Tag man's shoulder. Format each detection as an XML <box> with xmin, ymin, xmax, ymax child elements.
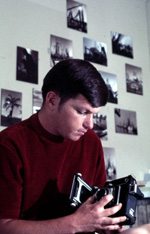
<box><xmin>0</xmin><ymin>114</ymin><xmax>34</xmax><ymax>142</ymax></box>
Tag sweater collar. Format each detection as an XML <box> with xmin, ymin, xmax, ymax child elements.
<box><xmin>30</xmin><ymin>113</ymin><xmax>66</xmax><ymax>143</ymax></box>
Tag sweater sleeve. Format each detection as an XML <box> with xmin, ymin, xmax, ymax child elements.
<box><xmin>0</xmin><ymin>136</ymin><xmax>23</xmax><ymax>219</ymax></box>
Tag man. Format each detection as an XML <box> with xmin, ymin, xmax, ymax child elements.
<box><xmin>0</xmin><ymin>59</ymin><xmax>149</xmax><ymax>234</ymax></box>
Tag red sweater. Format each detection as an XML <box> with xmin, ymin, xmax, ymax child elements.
<box><xmin>0</xmin><ymin>113</ymin><xmax>106</xmax><ymax>220</ymax></box>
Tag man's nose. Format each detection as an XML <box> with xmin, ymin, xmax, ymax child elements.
<box><xmin>83</xmin><ymin>114</ymin><xmax>94</xmax><ymax>129</ymax></box>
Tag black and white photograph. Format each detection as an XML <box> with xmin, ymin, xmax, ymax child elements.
<box><xmin>32</xmin><ymin>88</ymin><xmax>43</xmax><ymax>114</ymax></box>
<box><xmin>126</xmin><ymin>64</ymin><xmax>143</xmax><ymax>95</ymax></box>
<box><xmin>103</xmin><ymin>147</ymin><xmax>117</xmax><ymax>180</ymax></box>
<box><xmin>16</xmin><ymin>46</ymin><xmax>38</xmax><ymax>84</ymax></box>
<box><xmin>93</xmin><ymin>113</ymin><xmax>108</xmax><ymax>140</ymax></box>
<box><xmin>1</xmin><ymin>89</ymin><xmax>22</xmax><ymax>127</ymax></box>
<box><xmin>111</xmin><ymin>31</ymin><xmax>133</xmax><ymax>59</ymax></box>
<box><xmin>115</xmin><ymin>108</ymin><xmax>138</xmax><ymax>135</ymax></box>
<box><xmin>67</xmin><ymin>0</ymin><xmax>87</xmax><ymax>33</ymax></box>
<box><xmin>99</xmin><ymin>71</ymin><xmax>118</xmax><ymax>104</ymax></box>
<box><xmin>83</xmin><ymin>37</ymin><xmax>107</xmax><ymax>66</ymax></box>
<box><xmin>50</xmin><ymin>35</ymin><xmax>73</xmax><ymax>67</ymax></box>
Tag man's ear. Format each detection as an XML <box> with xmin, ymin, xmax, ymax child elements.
<box><xmin>45</xmin><ymin>91</ymin><xmax>60</xmax><ymax>110</ymax></box>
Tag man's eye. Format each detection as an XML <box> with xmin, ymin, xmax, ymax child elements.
<box><xmin>77</xmin><ymin>110</ymin><xmax>87</xmax><ymax>115</ymax></box>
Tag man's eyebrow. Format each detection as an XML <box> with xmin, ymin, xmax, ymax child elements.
<box><xmin>78</xmin><ymin>107</ymin><xmax>94</xmax><ymax>114</ymax></box>
<box><xmin>73</xmin><ymin>104</ymin><xmax>97</xmax><ymax>114</ymax></box>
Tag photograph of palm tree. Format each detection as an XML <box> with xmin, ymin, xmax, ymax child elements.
<box><xmin>111</xmin><ymin>31</ymin><xmax>133</xmax><ymax>59</ymax></box>
<box><xmin>83</xmin><ymin>37</ymin><xmax>107</xmax><ymax>66</ymax></box>
<box><xmin>1</xmin><ymin>89</ymin><xmax>22</xmax><ymax>127</ymax></box>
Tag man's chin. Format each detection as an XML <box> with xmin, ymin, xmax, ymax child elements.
<box><xmin>66</xmin><ymin>134</ymin><xmax>82</xmax><ymax>141</ymax></box>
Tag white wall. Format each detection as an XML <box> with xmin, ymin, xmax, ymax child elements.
<box><xmin>146</xmin><ymin>0</ymin><xmax>150</xmax><ymax>64</ymax></box>
<box><xmin>0</xmin><ymin>0</ymin><xmax>150</xmax><ymax>182</ymax></box>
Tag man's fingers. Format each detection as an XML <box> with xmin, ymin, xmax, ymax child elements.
<box><xmin>86</xmin><ymin>194</ymin><xmax>124</xmax><ymax>217</ymax></box>
<box><xmin>97</xmin><ymin>194</ymin><xmax>114</xmax><ymax>207</ymax></box>
<box><xmin>85</xmin><ymin>194</ymin><xmax>113</xmax><ymax>205</ymax></box>
<box><xmin>104</xmin><ymin>203</ymin><xmax>123</xmax><ymax>216</ymax></box>
<box><xmin>101</xmin><ymin>215</ymin><xmax>127</xmax><ymax>226</ymax></box>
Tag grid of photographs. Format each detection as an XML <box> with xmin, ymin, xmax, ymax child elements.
<box><xmin>0</xmin><ymin>0</ymin><xmax>144</xmax><ymax>178</ymax></box>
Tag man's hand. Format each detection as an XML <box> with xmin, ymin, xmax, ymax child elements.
<box><xmin>71</xmin><ymin>194</ymin><xmax>127</xmax><ymax>233</ymax></box>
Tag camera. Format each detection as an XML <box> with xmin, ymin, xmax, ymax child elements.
<box><xmin>69</xmin><ymin>173</ymin><xmax>144</xmax><ymax>225</ymax></box>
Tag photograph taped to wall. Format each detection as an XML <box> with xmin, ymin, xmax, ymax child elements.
<box><xmin>50</xmin><ymin>34</ymin><xmax>73</xmax><ymax>67</ymax></box>
<box><xmin>93</xmin><ymin>113</ymin><xmax>108</xmax><ymax>140</ymax></box>
<box><xmin>1</xmin><ymin>89</ymin><xmax>22</xmax><ymax>127</ymax></box>
<box><xmin>99</xmin><ymin>71</ymin><xmax>118</xmax><ymax>104</ymax></box>
<box><xmin>16</xmin><ymin>46</ymin><xmax>38</xmax><ymax>84</ymax></box>
<box><xmin>114</xmin><ymin>108</ymin><xmax>138</xmax><ymax>135</ymax></box>
<box><xmin>126</xmin><ymin>64</ymin><xmax>143</xmax><ymax>95</ymax></box>
<box><xmin>111</xmin><ymin>31</ymin><xmax>133</xmax><ymax>59</ymax></box>
<box><xmin>32</xmin><ymin>88</ymin><xmax>43</xmax><ymax>114</ymax></box>
<box><xmin>83</xmin><ymin>37</ymin><xmax>107</xmax><ymax>66</ymax></box>
<box><xmin>67</xmin><ymin>0</ymin><xmax>87</xmax><ymax>33</ymax></box>
<box><xmin>103</xmin><ymin>147</ymin><xmax>116</xmax><ymax>180</ymax></box>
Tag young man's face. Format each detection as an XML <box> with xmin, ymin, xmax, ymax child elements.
<box><xmin>53</xmin><ymin>94</ymin><xmax>101</xmax><ymax>141</ymax></box>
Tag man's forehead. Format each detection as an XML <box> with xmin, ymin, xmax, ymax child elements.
<box><xmin>70</xmin><ymin>95</ymin><xmax>101</xmax><ymax>114</ymax></box>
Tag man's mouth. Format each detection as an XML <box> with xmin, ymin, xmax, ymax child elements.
<box><xmin>77</xmin><ymin>130</ymin><xmax>87</xmax><ymax>136</ymax></box>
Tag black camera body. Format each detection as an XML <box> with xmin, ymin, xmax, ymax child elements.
<box><xmin>69</xmin><ymin>173</ymin><xmax>144</xmax><ymax>225</ymax></box>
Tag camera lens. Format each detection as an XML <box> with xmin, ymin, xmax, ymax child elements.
<box><xmin>95</xmin><ymin>188</ymin><xmax>108</xmax><ymax>201</ymax></box>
